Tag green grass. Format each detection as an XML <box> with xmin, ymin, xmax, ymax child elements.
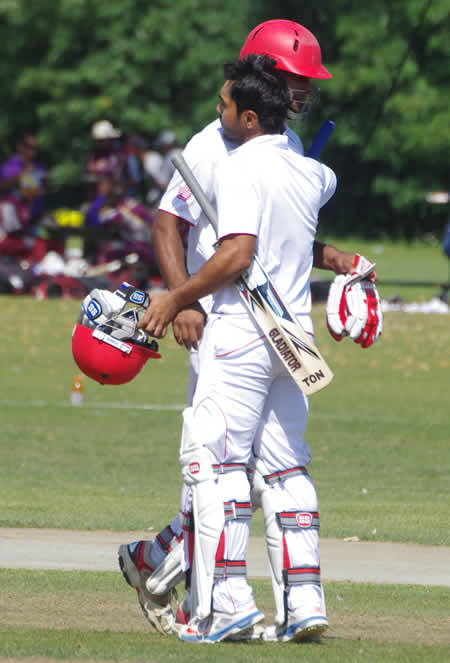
<box><xmin>2</xmin><ymin>568</ymin><xmax>448</xmax><ymax>618</ymax></box>
<box><xmin>0</xmin><ymin>240</ymin><xmax>449</xmax><ymax>663</ymax></box>
<box><xmin>2</xmin><ymin>627</ymin><xmax>448</xmax><ymax>663</ymax></box>
<box><xmin>0</xmin><ymin>290</ymin><xmax>449</xmax><ymax>542</ymax></box>
<box><xmin>0</xmin><ymin>240</ymin><xmax>449</xmax><ymax>539</ymax></box>
<box><xmin>0</xmin><ymin>569</ymin><xmax>449</xmax><ymax>663</ymax></box>
<box><xmin>313</xmin><ymin>236</ymin><xmax>449</xmax><ymax>302</ymax></box>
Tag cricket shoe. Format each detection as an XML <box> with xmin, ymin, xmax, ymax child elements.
<box><xmin>178</xmin><ymin>608</ymin><xmax>264</xmax><ymax>643</ymax></box>
<box><xmin>262</xmin><ymin>613</ymin><xmax>328</xmax><ymax>643</ymax></box>
<box><xmin>118</xmin><ymin>541</ymin><xmax>178</xmax><ymax>635</ymax></box>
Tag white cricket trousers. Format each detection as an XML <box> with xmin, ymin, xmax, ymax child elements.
<box><xmin>192</xmin><ymin>313</ymin><xmax>311</xmax><ymax>468</ymax></box>
<box><xmin>189</xmin><ymin>313</ymin><xmax>324</xmax><ymax>616</ymax></box>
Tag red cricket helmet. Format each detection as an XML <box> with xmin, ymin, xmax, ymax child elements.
<box><xmin>240</xmin><ymin>19</ymin><xmax>332</xmax><ymax>80</ymax></box>
<box><xmin>72</xmin><ymin>323</ymin><xmax>160</xmax><ymax>386</ymax></box>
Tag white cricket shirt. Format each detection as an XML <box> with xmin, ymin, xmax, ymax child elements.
<box><xmin>159</xmin><ymin>119</ymin><xmax>304</xmax><ymax>278</ymax></box>
<box><xmin>212</xmin><ymin>133</ymin><xmax>336</xmax><ymax>322</ymax></box>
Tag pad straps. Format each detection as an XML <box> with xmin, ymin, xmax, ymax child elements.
<box><xmin>263</xmin><ymin>466</ymin><xmax>309</xmax><ymax>486</ymax></box>
<box><xmin>276</xmin><ymin>510</ymin><xmax>320</xmax><ymax>530</ymax></box>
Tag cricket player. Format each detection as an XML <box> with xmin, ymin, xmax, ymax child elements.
<box><xmin>137</xmin><ymin>53</ymin><xmax>335</xmax><ymax>643</ymax></box>
<box><xmin>118</xmin><ymin>19</ymin><xmax>375</xmax><ymax>641</ymax></box>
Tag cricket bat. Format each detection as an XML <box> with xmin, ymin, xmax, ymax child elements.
<box><xmin>171</xmin><ymin>153</ymin><xmax>334</xmax><ymax>396</ymax></box>
<box><xmin>306</xmin><ymin>120</ymin><xmax>335</xmax><ymax>159</ymax></box>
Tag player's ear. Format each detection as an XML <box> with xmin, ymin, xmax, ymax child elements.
<box><xmin>243</xmin><ymin>109</ymin><xmax>258</xmax><ymax>129</ymax></box>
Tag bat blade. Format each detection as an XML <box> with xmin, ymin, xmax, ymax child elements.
<box><xmin>237</xmin><ymin>259</ymin><xmax>333</xmax><ymax>395</ymax></box>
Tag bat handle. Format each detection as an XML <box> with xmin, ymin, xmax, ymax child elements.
<box><xmin>306</xmin><ymin>120</ymin><xmax>335</xmax><ymax>160</ymax></box>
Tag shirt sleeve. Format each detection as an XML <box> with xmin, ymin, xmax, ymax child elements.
<box><xmin>215</xmin><ymin>154</ymin><xmax>260</xmax><ymax>240</ymax></box>
<box><xmin>158</xmin><ymin>135</ymin><xmax>210</xmax><ymax>226</ymax></box>
<box><xmin>319</xmin><ymin>164</ymin><xmax>337</xmax><ymax>207</ymax></box>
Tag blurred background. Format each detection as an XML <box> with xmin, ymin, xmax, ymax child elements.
<box><xmin>0</xmin><ymin>0</ymin><xmax>449</xmax><ymax>298</ymax></box>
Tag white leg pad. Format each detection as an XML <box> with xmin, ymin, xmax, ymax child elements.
<box><xmin>179</xmin><ymin>407</ymin><xmax>225</xmax><ymax>620</ymax></box>
<box><xmin>255</xmin><ymin>457</ymin><xmax>324</xmax><ymax>626</ymax></box>
<box><xmin>146</xmin><ymin>539</ymin><xmax>184</xmax><ymax>596</ymax></box>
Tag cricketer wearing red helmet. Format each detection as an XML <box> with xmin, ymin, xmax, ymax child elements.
<box><xmin>118</xmin><ymin>19</ymin><xmax>377</xmax><ymax>642</ymax></box>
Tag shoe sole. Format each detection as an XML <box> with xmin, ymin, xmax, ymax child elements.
<box><xmin>118</xmin><ymin>544</ymin><xmax>139</xmax><ymax>588</ymax></box>
<box><xmin>293</xmin><ymin>622</ymin><xmax>328</xmax><ymax>642</ymax></box>
<box><xmin>263</xmin><ymin>618</ymin><xmax>328</xmax><ymax>643</ymax></box>
<box><xmin>118</xmin><ymin>545</ymin><xmax>177</xmax><ymax>636</ymax></box>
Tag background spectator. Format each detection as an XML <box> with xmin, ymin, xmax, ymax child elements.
<box><xmin>154</xmin><ymin>130</ymin><xmax>183</xmax><ymax>190</ymax></box>
<box><xmin>84</xmin><ymin>175</ymin><xmax>157</xmax><ymax>277</ymax></box>
<box><xmin>83</xmin><ymin>120</ymin><xmax>123</xmax><ymax>202</ymax></box>
<box><xmin>141</xmin><ymin>145</ymin><xmax>164</xmax><ymax>209</ymax></box>
<box><xmin>143</xmin><ymin>130</ymin><xmax>183</xmax><ymax>205</ymax></box>
<box><xmin>0</xmin><ymin>134</ymin><xmax>48</xmax><ymax>223</ymax></box>
<box><xmin>121</xmin><ymin>132</ymin><xmax>148</xmax><ymax>199</ymax></box>
<box><xmin>0</xmin><ymin>134</ymin><xmax>64</xmax><ymax>263</ymax></box>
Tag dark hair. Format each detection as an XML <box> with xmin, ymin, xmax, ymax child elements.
<box><xmin>223</xmin><ymin>54</ymin><xmax>290</xmax><ymax>134</ymax></box>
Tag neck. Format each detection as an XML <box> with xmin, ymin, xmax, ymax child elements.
<box><xmin>241</xmin><ymin>126</ymin><xmax>266</xmax><ymax>144</ymax></box>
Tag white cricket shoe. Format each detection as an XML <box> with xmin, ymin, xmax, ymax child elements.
<box><xmin>262</xmin><ymin>613</ymin><xmax>328</xmax><ymax>643</ymax></box>
<box><xmin>178</xmin><ymin>609</ymin><xmax>264</xmax><ymax>643</ymax></box>
<box><xmin>118</xmin><ymin>542</ymin><xmax>178</xmax><ymax>635</ymax></box>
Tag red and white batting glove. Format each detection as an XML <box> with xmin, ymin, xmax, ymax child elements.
<box><xmin>345</xmin><ymin>280</ymin><xmax>383</xmax><ymax>348</ymax></box>
<box><xmin>326</xmin><ymin>255</ymin><xmax>382</xmax><ymax>349</ymax></box>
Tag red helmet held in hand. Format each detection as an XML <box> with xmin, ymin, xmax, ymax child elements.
<box><xmin>72</xmin><ymin>283</ymin><xmax>161</xmax><ymax>385</ymax></box>
<box><xmin>240</xmin><ymin>19</ymin><xmax>332</xmax><ymax>80</ymax></box>
<box><xmin>72</xmin><ymin>323</ymin><xmax>160</xmax><ymax>386</ymax></box>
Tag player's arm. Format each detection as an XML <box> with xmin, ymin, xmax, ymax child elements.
<box><xmin>313</xmin><ymin>241</ymin><xmax>377</xmax><ymax>281</ymax></box>
<box><xmin>313</xmin><ymin>240</ymin><xmax>354</xmax><ymax>274</ymax></box>
<box><xmin>139</xmin><ymin>233</ymin><xmax>255</xmax><ymax>338</ymax></box>
<box><xmin>153</xmin><ymin>209</ymin><xmax>189</xmax><ymax>289</ymax></box>
<box><xmin>153</xmin><ymin>209</ymin><xmax>206</xmax><ymax>349</ymax></box>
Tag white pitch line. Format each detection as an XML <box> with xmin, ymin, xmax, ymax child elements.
<box><xmin>0</xmin><ymin>399</ymin><xmax>443</xmax><ymax>427</ymax></box>
<box><xmin>0</xmin><ymin>400</ymin><xmax>185</xmax><ymax>411</ymax></box>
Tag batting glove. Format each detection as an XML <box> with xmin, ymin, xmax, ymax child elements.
<box><xmin>326</xmin><ymin>260</ymin><xmax>383</xmax><ymax>349</ymax></box>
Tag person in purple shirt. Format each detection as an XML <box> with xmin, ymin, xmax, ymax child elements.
<box><xmin>0</xmin><ymin>134</ymin><xmax>48</xmax><ymax>223</ymax></box>
<box><xmin>84</xmin><ymin>174</ymin><xmax>157</xmax><ymax>271</ymax></box>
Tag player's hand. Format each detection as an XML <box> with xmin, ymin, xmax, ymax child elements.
<box><xmin>330</xmin><ymin>252</ymin><xmax>377</xmax><ymax>281</ymax></box>
<box><xmin>172</xmin><ymin>303</ymin><xmax>206</xmax><ymax>350</ymax></box>
<box><xmin>347</xmin><ymin>254</ymin><xmax>377</xmax><ymax>283</ymax></box>
<box><xmin>138</xmin><ymin>292</ymin><xmax>179</xmax><ymax>338</ymax></box>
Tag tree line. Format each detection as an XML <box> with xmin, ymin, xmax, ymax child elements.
<box><xmin>1</xmin><ymin>0</ymin><xmax>448</xmax><ymax>238</ymax></box>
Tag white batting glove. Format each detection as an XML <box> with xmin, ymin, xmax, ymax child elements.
<box><xmin>326</xmin><ymin>274</ymin><xmax>349</xmax><ymax>341</ymax></box>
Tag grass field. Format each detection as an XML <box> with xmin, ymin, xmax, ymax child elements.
<box><xmin>1</xmin><ymin>569</ymin><xmax>449</xmax><ymax>662</ymax></box>
<box><xmin>1</xmin><ymin>293</ymin><xmax>448</xmax><ymax>542</ymax></box>
<box><xmin>313</xmin><ymin>235</ymin><xmax>450</xmax><ymax>303</ymax></box>
<box><xmin>0</xmin><ymin>238</ymin><xmax>449</xmax><ymax>661</ymax></box>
